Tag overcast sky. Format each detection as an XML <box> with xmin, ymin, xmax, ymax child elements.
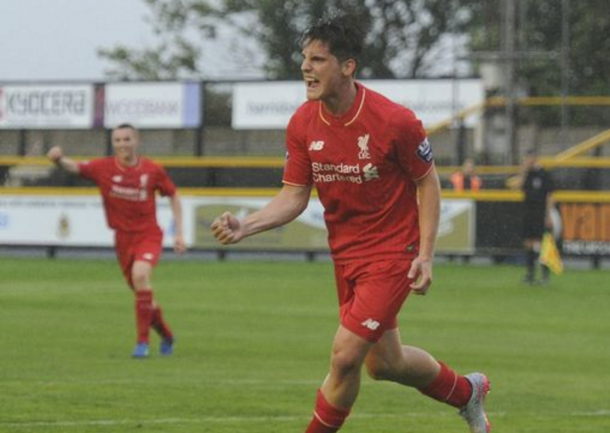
<box><xmin>0</xmin><ymin>0</ymin><xmax>158</xmax><ymax>81</ymax></box>
<box><xmin>0</xmin><ymin>0</ymin><xmax>470</xmax><ymax>82</ymax></box>
<box><xmin>0</xmin><ymin>0</ymin><xmax>268</xmax><ymax>82</ymax></box>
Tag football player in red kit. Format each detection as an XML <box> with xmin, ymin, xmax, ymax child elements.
<box><xmin>47</xmin><ymin>124</ymin><xmax>185</xmax><ymax>358</ymax></box>
<box><xmin>211</xmin><ymin>13</ymin><xmax>491</xmax><ymax>433</ymax></box>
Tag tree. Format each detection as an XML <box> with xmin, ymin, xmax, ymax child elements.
<box><xmin>468</xmin><ymin>0</ymin><xmax>610</xmax><ymax>98</ymax></box>
<box><xmin>99</xmin><ymin>0</ymin><xmax>478</xmax><ymax>80</ymax></box>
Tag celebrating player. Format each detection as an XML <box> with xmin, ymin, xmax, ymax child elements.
<box><xmin>47</xmin><ymin>124</ymin><xmax>186</xmax><ymax>358</ymax></box>
<box><xmin>211</xmin><ymin>13</ymin><xmax>491</xmax><ymax>433</ymax></box>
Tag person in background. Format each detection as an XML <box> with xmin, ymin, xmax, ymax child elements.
<box><xmin>47</xmin><ymin>123</ymin><xmax>186</xmax><ymax>358</ymax></box>
<box><xmin>514</xmin><ymin>149</ymin><xmax>555</xmax><ymax>285</ymax></box>
<box><xmin>211</xmin><ymin>13</ymin><xmax>490</xmax><ymax>433</ymax></box>
<box><xmin>450</xmin><ymin>157</ymin><xmax>482</xmax><ymax>192</ymax></box>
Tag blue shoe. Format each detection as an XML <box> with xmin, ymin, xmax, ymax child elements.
<box><xmin>132</xmin><ymin>342</ymin><xmax>150</xmax><ymax>358</ymax></box>
<box><xmin>160</xmin><ymin>337</ymin><xmax>174</xmax><ymax>356</ymax></box>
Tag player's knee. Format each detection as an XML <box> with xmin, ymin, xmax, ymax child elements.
<box><xmin>131</xmin><ymin>270</ymin><xmax>150</xmax><ymax>290</ymax></box>
<box><xmin>330</xmin><ymin>349</ymin><xmax>362</xmax><ymax>379</ymax></box>
<box><xmin>365</xmin><ymin>358</ymin><xmax>396</xmax><ymax>381</ymax></box>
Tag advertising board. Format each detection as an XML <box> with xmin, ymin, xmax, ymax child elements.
<box><xmin>0</xmin><ymin>84</ymin><xmax>95</xmax><ymax>129</ymax></box>
<box><xmin>232</xmin><ymin>79</ymin><xmax>483</xmax><ymax>129</ymax></box>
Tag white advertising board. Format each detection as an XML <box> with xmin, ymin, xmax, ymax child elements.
<box><xmin>366</xmin><ymin>79</ymin><xmax>484</xmax><ymax>127</ymax></box>
<box><xmin>0</xmin><ymin>195</ymin><xmax>183</xmax><ymax>247</ymax></box>
<box><xmin>232</xmin><ymin>82</ymin><xmax>306</xmax><ymax>130</ymax></box>
<box><xmin>104</xmin><ymin>82</ymin><xmax>201</xmax><ymax>129</ymax></box>
<box><xmin>0</xmin><ymin>84</ymin><xmax>95</xmax><ymax>129</ymax></box>
<box><xmin>232</xmin><ymin>79</ymin><xmax>483</xmax><ymax>130</ymax></box>
<box><xmin>0</xmin><ymin>194</ymin><xmax>473</xmax><ymax>253</ymax></box>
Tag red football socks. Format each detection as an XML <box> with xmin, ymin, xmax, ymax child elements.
<box><xmin>305</xmin><ymin>390</ymin><xmax>350</xmax><ymax>433</ymax></box>
<box><xmin>135</xmin><ymin>289</ymin><xmax>154</xmax><ymax>343</ymax></box>
<box><xmin>419</xmin><ymin>361</ymin><xmax>472</xmax><ymax>408</ymax></box>
<box><xmin>151</xmin><ymin>304</ymin><xmax>173</xmax><ymax>340</ymax></box>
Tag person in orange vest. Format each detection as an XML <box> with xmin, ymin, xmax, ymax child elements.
<box><xmin>450</xmin><ymin>158</ymin><xmax>482</xmax><ymax>192</ymax></box>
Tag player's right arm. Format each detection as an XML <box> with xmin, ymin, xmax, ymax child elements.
<box><xmin>211</xmin><ymin>184</ymin><xmax>312</xmax><ymax>245</ymax></box>
<box><xmin>47</xmin><ymin>146</ymin><xmax>80</xmax><ymax>174</ymax></box>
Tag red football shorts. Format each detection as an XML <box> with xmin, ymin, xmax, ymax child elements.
<box><xmin>334</xmin><ymin>259</ymin><xmax>414</xmax><ymax>342</ymax></box>
<box><xmin>114</xmin><ymin>229</ymin><xmax>163</xmax><ymax>288</ymax></box>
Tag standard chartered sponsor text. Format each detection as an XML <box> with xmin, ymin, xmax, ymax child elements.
<box><xmin>109</xmin><ymin>185</ymin><xmax>147</xmax><ymax>201</ymax></box>
<box><xmin>312</xmin><ymin>162</ymin><xmax>362</xmax><ymax>184</ymax></box>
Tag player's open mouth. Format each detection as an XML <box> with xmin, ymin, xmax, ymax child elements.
<box><xmin>305</xmin><ymin>78</ymin><xmax>320</xmax><ymax>89</ymax></box>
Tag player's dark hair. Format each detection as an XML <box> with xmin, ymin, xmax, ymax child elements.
<box><xmin>114</xmin><ymin>123</ymin><xmax>137</xmax><ymax>132</ymax></box>
<box><xmin>299</xmin><ymin>12</ymin><xmax>365</xmax><ymax>64</ymax></box>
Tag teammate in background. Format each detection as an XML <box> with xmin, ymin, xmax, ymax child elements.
<box><xmin>513</xmin><ymin>149</ymin><xmax>555</xmax><ymax>284</ymax></box>
<box><xmin>47</xmin><ymin>124</ymin><xmax>186</xmax><ymax>358</ymax></box>
<box><xmin>450</xmin><ymin>157</ymin><xmax>482</xmax><ymax>192</ymax></box>
<box><xmin>211</xmin><ymin>14</ymin><xmax>490</xmax><ymax>433</ymax></box>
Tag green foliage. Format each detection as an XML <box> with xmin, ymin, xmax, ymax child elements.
<box><xmin>1</xmin><ymin>258</ymin><xmax>609</xmax><ymax>432</ymax></box>
<box><xmin>99</xmin><ymin>0</ymin><xmax>478</xmax><ymax>80</ymax></box>
<box><xmin>98</xmin><ymin>0</ymin><xmax>214</xmax><ymax>80</ymax></box>
<box><xmin>468</xmin><ymin>0</ymin><xmax>610</xmax><ymax>98</ymax></box>
<box><xmin>98</xmin><ymin>41</ymin><xmax>200</xmax><ymax>81</ymax></box>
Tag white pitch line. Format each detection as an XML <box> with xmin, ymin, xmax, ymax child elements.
<box><xmin>1</xmin><ymin>378</ymin><xmax>322</xmax><ymax>387</ymax></box>
<box><xmin>3</xmin><ymin>411</ymin><xmax>609</xmax><ymax>429</ymax></box>
<box><xmin>0</xmin><ymin>413</ymin><xmax>471</xmax><ymax>429</ymax></box>
<box><xmin>570</xmin><ymin>410</ymin><xmax>610</xmax><ymax>417</ymax></box>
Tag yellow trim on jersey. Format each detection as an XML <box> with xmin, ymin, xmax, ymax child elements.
<box><xmin>318</xmin><ymin>103</ymin><xmax>331</xmax><ymax>126</ymax></box>
<box><xmin>282</xmin><ymin>180</ymin><xmax>311</xmax><ymax>188</ymax></box>
<box><xmin>413</xmin><ymin>163</ymin><xmax>435</xmax><ymax>181</ymax></box>
<box><xmin>317</xmin><ymin>88</ymin><xmax>367</xmax><ymax>127</ymax></box>
<box><xmin>344</xmin><ymin>88</ymin><xmax>367</xmax><ymax>126</ymax></box>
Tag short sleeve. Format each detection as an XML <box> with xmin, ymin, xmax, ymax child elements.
<box><xmin>77</xmin><ymin>159</ymin><xmax>104</xmax><ymax>183</ymax></box>
<box><xmin>156</xmin><ymin>165</ymin><xmax>176</xmax><ymax>196</ymax></box>
<box><xmin>282</xmin><ymin>113</ymin><xmax>312</xmax><ymax>186</ymax></box>
<box><xmin>392</xmin><ymin>109</ymin><xmax>434</xmax><ymax>180</ymax></box>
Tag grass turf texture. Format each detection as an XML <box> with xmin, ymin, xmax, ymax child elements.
<box><xmin>0</xmin><ymin>258</ymin><xmax>609</xmax><ymax>433</ymax></box>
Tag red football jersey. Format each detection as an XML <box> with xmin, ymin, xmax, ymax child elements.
<box><xmin>283</xmin><ymin>83</ymin><xmax>434</xmax><ymax>262</ymax></box>
<box><xmin>78</xmin><ymin>157</ymin><xmax>176</xmax><ymax>233</ymax></box>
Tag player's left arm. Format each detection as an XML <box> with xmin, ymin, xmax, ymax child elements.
<box><xmin>168</xmin><ymin>191</ymin><xmax>186</xmax><ymax>254</ymax></box>
<box><xmin>157</xmin><ymin>164</ymin><xmax>186</xmax><ymax>254</ymax></box>
<box><xmin>392</xmin><ymin>110</ymin><xmax>440</xmax><ymax>294</ymax></box>
<box><xmin>47</xmin><ymin>146</ymin><xmax>80</xmax><ymax>174</ymax></box>
<box><xmin>409</xmin><ymin>165</ymin><xmax>441</xmax><ymax>295</ymax></box>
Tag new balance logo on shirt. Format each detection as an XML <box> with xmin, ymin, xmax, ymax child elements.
<box><xmin>309</xmin><ymin>140</ymin><xmax>325</xmax><ymax>151</ymax></box>
<box><xmin>361</xmin><ymin>318</ymin><xmax>381</xmax><ymax>330</ymax></box>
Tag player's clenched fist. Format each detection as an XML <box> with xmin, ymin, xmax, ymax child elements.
<box><xmin>211</xmin><ymin>212</ymin><xmax>242</xmax><ymax>245</ymax></box>
<box><xmin>47</xmin><ymin>146</ymin><xmax>64</xmax><ymax>163</ymax></box>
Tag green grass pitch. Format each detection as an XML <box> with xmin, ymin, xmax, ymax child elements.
<box><xmin>0</xmin><ymin>257</ymin><xmax>609</xmax><ymax>432</ymax></box>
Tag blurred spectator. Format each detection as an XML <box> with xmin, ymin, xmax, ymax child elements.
<box><xmin>450</xmin><ymin>158</ymin><xmax>482</xmax><ymax>192</ymax></box>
